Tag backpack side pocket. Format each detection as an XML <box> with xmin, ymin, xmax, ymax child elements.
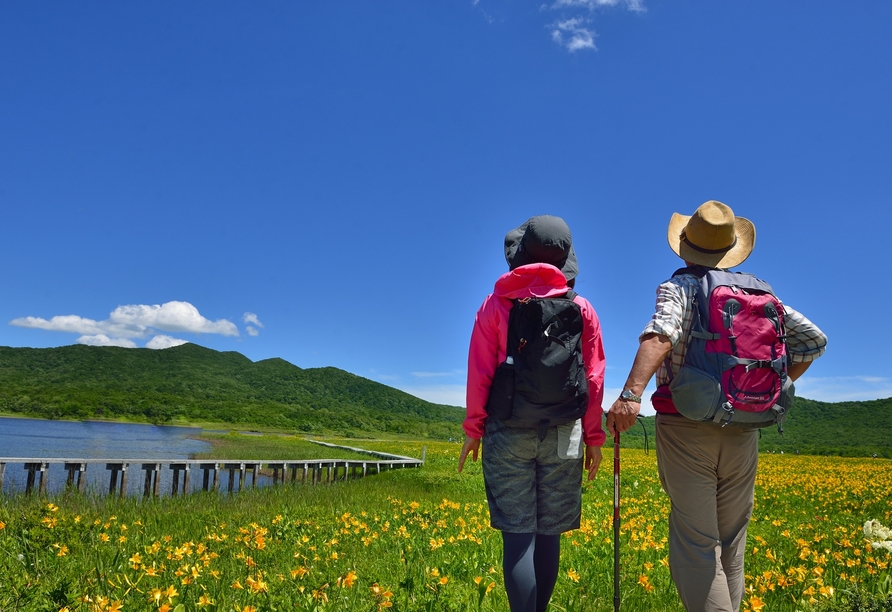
<box><xmin>485</xmin><ymin>361</ymin><xmax>516</xmax><ymax>422</ymax></box>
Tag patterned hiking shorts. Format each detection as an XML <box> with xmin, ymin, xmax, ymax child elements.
<box><xmin>481</xmin><ymin>416</ymin><xmax>584</xmax><ymax>535</ymax></box>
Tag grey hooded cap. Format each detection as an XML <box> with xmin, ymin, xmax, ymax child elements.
<box><xmin>504</xmin><ymin>215</ymin><xmax>578</xmax><ymax>281</ymax></box>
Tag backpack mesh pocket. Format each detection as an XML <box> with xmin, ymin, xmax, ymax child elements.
<box><xmin>669</xmin><ymin>366</ymin><xmax>723</xmax><ymax>421</ymax></box>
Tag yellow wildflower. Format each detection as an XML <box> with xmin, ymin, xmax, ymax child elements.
<box><xmin>748</xmin><ymin>596</ymin><xmax>766</xmax><ymax>610</ymax></box>
<box><xmin>246</xmin><ymin>576</ymin><xmax>268</xmax><ymax>593</ymax></box>
<box><xmin>291</xmin><ymin>566</ymin><xmax>310</xmax><ymax>579</ymax></box>
<box><xmin>339</xmin><ymin>571</ymin><xmax>358</xmax><ymax>588</ymax></box>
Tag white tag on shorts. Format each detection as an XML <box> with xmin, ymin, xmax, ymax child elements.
<box><xmin>557</xmin><ymin>419</ymin><xmax>583</xmax><ymax>460</ymax></box>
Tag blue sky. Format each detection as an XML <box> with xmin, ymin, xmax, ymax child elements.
<box><xmin>2</xmin><ymin>1</ymin><xmax>890</xmax><ymax>415</ymax></box>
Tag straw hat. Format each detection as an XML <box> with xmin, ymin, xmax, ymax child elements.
<box><xmin>667</xmin><ymin>200</ymin><xmax>755</xmax><ymax>268</ymax></box>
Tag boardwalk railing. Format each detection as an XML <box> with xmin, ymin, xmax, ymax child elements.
<box><xmin>0</xmin><ymin>442</ymin><xmax>425</xmax><ymax>497</ymax></box>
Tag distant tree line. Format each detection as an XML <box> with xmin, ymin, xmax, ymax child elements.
<box><xmin>614</xmin><ymin>397</ymin><xmax>892</xmax><ymax>458</ymax></box>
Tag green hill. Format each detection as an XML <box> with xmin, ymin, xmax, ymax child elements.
<box><xmin>1</xmin><ymin>344</ymin><xmax>889</xmax><ymax>455</ymax></box>
<box><xmin>0</xmin><ymin>344</ymin><xmax>464</xmax><ymax>439</ymax></box>
<box><xmin>618</xmin><ymin>396</ymin><xmax>892</xmax><ymax>458</ymax></box>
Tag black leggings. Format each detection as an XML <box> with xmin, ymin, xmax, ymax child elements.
<box><xmin>502</xmin><ymin>532</ymin><xmax>561</xmax><ymax>612</ymax></box>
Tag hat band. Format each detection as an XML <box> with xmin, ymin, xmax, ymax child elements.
<box><xmin>681</xmin><ymin>231</ymin><xmax>737</xmax><ymax>255</ymax></box>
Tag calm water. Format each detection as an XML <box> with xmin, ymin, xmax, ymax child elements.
<box><xmin>0</xmin><ymin>416</ymin><xmax>216</xmax><ymax>496</ymax></box>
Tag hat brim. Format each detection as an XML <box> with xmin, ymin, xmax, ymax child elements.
<box><xmin>667</xmin><ymin>212</ymin><xmax>756</xmax><ymax>269</ymax></box>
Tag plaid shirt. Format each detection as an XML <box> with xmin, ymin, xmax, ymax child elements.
<box><xmin>641</xmin><ymin>272</ymin><xmax>828</xmax><ymax>387</ymax></box>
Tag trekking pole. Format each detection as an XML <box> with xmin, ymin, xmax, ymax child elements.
<box><xmin>613</xmin><ymin>429</ymin><xmax>621</xmax><ymax>612</ymax></box>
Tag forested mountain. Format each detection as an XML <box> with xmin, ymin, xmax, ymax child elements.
<box><xmin>0</xmin><ymin>344</ymin><xmax>464</xmax><ymax>439</ymax></box>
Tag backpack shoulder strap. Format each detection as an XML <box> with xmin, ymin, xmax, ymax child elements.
<box><xmin>677</xmin><ymin>267</ymin><xmax>723</xmax><ymax>342</ymax></box>
<box><xmin>672</xmin><ymin>265</ymin><xmax>712</xmax><ymax>279</ymax></box>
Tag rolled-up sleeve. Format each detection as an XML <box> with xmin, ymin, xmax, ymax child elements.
<box><xmin>783</xmin><ymin>306</ymin><xmax>827</xmax><ymax>363</ymax></box>
<box><xmin>639</xmin><ymin>279</ymin><xmax>692</xmax><ymax>348</ymax></box>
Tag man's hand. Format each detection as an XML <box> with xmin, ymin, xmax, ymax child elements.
<box><xmin>584</xmin><ymin>445</ymin><xmax>602</xmax><ymax>481</ymax></box>
<box><xmin>458</xmin><ymin>436</ymin><xmax>481</xmax><ymax>473</ymax></box>
<box><xmin>607</xmin><ymin>333</ymin><xmax>672</xmax><ymax>435</ymax></box>
<box><xmin>606</xmin><ymin>398</ymin><xmax>641</xmax><ymax>436</ymax></box>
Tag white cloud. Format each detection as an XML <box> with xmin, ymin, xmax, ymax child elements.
<box><xmin>550</xmin><ymin>17</ymin><xmax>597</xmax><ymax>52</ymax></box>
<box><xmin>243</xmin><ymin>312</ymin><xmax>264</xmax><ymax>328</ymax></box>
<box><xmin>109</xmin><ymin>302</ymin><xmax>238</xmax><ymax>336</ymax></box>
<box><xmin>543</xmin><ymin>0</ymin><xmax>644</xmax><ymax>52</ymax></box>
<box><xmin>246</xmin><ymin>326</ymin><xmax>259</xmax><ymax>337</ymax></box>
<box><xmin>551</xmin><ymin>0</ymin><xmax>645</xmax><ymax>12</ymax></box>
<box><xmin>13</xmin><ymin>314</ymin><xmax>110</xmax><ymax>336</ymax></box>
<box><xmin>10</xmin><ymin>300</ymin><xmax>240</xmax><ymax>348</ymax></box>
<box><xmin>76</xmin><ymin>334</ymin><xmax>138</xmax><ymax>348</ymax></box>
<box><xmin>146</xmin><ymin>335</ymin><xmax>190</xmax><ymax>350</ymax></box>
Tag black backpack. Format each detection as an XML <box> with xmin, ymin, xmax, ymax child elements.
<box><xmin>485</xmin><ymin>292</ymin><xmax>589</xmax><ymax>437</ymax></box>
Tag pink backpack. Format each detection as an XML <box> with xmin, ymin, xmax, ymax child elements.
<box><xmin>665</xmin><ymin>266</ymin><xmax>794</xmax><ymax>430</ymax></box>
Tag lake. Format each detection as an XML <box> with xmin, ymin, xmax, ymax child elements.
<box><xmin>0</xmin><ymin>416</ymin><xmax>215</xmax><ymax>496</ymax></box>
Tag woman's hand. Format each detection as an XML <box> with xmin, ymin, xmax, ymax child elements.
<box><xmin>585</xmin><ymin>445</ymin><xmax>602</xmax><ymax>481</ymax></box>
<box><xmin>458</xmin><ymin>436</ymin><xmax>481</xmax><ymax>473</ymax></box>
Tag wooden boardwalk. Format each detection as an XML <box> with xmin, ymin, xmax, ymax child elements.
<box><xmin>0</xmin><ymin>441</ymin><xmax>425</xmax><ymax>497</ymax></box>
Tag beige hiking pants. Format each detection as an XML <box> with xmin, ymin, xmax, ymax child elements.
<box><xmin>656</xmin><ymin>414</ymin><xmax>759</xmax><ymax>612</ymax></box>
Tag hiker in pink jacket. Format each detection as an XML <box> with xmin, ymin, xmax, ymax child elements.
<box><xmin>458</xmin><ymin>215</ymin><xmax>605</xmax><ymax>612</ymax></box>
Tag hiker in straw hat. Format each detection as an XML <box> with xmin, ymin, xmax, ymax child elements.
<box><xmin>606</xmin><ymin>200</ymin><xmax>827</xmax><ymax>612</ymax></box>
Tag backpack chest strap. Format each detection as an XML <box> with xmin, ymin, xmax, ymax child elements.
<box><xmin>734</xmin><ymin>356</ymin><xmax>786</xmax><ymax>373</ymax></box>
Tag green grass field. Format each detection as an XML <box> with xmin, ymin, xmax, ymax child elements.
<box><xmin>1</xmin><ymin>434</ymin><xmax>891</xmax><ymax>611</ymax></box>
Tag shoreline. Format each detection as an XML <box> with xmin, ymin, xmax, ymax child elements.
<box><xmin>0</xmin><ymin>412</ymin><xmax>269</xmax><ymax>433</ymax></box>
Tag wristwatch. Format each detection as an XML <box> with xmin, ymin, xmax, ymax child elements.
<box><xmin>620</xmin><ymin>389</ymin><xmax>642</xmax><ymax>403</ymax></box>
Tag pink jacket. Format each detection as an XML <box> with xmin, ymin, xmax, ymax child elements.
<box><xmin>464</xmin><ymin>263</ymin><xmax>606</xmax><ymax>446</ymax></box>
